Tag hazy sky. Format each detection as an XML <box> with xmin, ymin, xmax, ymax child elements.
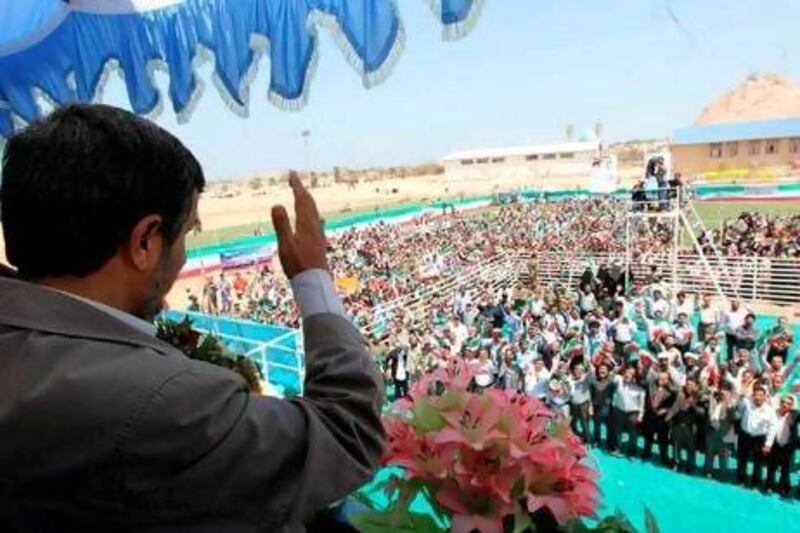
<box><xmin>97</xmin><ymin>0</ymin><xmax>800</xmax><ymax>180</ymax></box>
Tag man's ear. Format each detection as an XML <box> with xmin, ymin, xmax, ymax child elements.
<box><xmin>127</xmin><ymin>214</ymin><xmax>164</xmax><ymax>271</ymax></box>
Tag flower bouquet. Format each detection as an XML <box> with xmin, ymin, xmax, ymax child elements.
<box><xmin>352</xmin><ymin>359</ymin><xmax>654</xmax><ymax>533</ymax></box>
<box><xmin>155</xmin><ymin>317</ymin><xmax>264</xmax><ymax>393</ymax></box>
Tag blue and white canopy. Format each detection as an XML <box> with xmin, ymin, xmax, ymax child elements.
<box><xmin>0</xmin><ymin>0</ymin><xmax>483</xmax><ymax>137</ymax></box>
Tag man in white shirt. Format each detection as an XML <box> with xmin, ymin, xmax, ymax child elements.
<box><xmin>736</xmin><ymin>385</ymin><xmax>778</xmax><ymax>488</ymax></box>
<box><xmin>766</xmin><ymin>395</ymin><xmax>797</xmax><ymax>496</ymax></box>
<box><xmin>609</xmin><ymin>365</ymin><xmax>646</xmax><ymax>457</ymax></box>
<box><xmin>452</xmin><ymin>290</ymin><xmax>464</xmax><ymax>318</ymax></box>
<box><xmin>648</xmin><ymin>288</ymin><xmax>671</xmax><ymax>318</ymax></box>
<box><xmin>528</xmin><ymin>288</ymin><xmax>546</xmax><ymax>319</ymax></box>
<box><xmin>525</xmin><ymin>357</ymin><xmax>552</xmax><ymax>400</ymax></box>
<box><xmin>568</xmin><ymin>363</ymin><xmax>592</xmax><ymax>443</ymax></box>
<box><xmin>473</xmin><ymin>348</ymin><xmax>496</xmax><ymax>390</ymax></box>
<box><xmin>463</xmin><ymin>302</ymin><xmax>480</xmax><ymax>328</ymax></box>
<box><xmin>671</xmin><ymin>291</ymin><xmax>694</xmax><ymax>322</ymax></box>
<box><xmin>611</xmin><ymin>315</ymin><xmax>636</xmax><ymax>360</ymax></box>
<box><xmin>696</xmin><ymin>293</ymin><xmax>719</xmax><ymax>345</ymax></box>
<box><xmin>767</xmin><ymin>374</ymin><xmax>786</xmax><ymax>409</ymax></box>
<box><xmin>721</xmin><ymin>299</ymin><xmax>748</xmax><ymax>362</ymax></box>
<box><xmin>385</xmin><ymin>343</ymin><xmax>410</xmax><ymax>399</ymax></box>
<box><xmin>449</xmin><ymin>315</ymin><xmax>469</xmax><ymax>354</ymax></box>
<box><xmin>673</xmin><ymin>312</ymin><xmax>694</xmax><ymax>354</ymax></box>
<box><xmin>577</xmin><ymin>282</ymin><xmax>597</xmax><ymax>317</ymax></box>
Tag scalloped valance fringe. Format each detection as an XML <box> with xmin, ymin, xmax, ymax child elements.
<box><xmin>0</xmin><ymin>0</ymin><xmax>484</xmax><ymax>138</ymax></box>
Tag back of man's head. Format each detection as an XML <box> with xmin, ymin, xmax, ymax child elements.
<box><xmin>1</xmin><ymin>104</ymin><xmax>205</xmax><ymax>281</ymax></box>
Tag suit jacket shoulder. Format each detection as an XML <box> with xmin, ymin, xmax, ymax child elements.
<box><xmin>0</xmin><ymin>279</ymin><xmax>385</xmax><ymax>530</ymax></box>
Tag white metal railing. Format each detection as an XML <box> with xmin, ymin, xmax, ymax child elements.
<box><xmin>363</xmin><ymin>251</ymin><xmax>520</xmax><ymax>337</ymax></box>
<box><xmin>364</xmin><ymin>259</ymin><xmax>518</xmax><ymax>337</ymax></box>
<box><xmin>359</xmin><ymin>247</ymin><xmax>799</xmax><ymax>340</ymax></box>
<box><xmin>523</xmin><ymin>252</ymin><xmax>800</xmax><ymax>306</ymax></box>
<box><xmin>679</xmin><ymin>195</ymin><xmax>741</xmax><ymax>302</ymax></box>
<box><xmin>381</xmin><ymin>252</ymin><xmax>514</xmax><ymax>310</ymax></box>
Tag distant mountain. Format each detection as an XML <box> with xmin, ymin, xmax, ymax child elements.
<box><xmin>695</xmin><ymin>73</ymin><xmax>800</xmax><ymax>125</ymax></box>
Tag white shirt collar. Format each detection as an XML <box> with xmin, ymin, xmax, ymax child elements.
<box><xmin>50</xmin><ymin>288</ymin><xmax>157</xmax><ymax>337</ymax></box>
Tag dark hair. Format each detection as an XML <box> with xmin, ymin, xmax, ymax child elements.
<box><xmin>645</xmin><ymin>157</ymin><xmax>657</xmax><ymax>177</ymax></box>
<box><xmin>2</xmin><ymin>104</ymin><xmax>204</xmax><ymax>279</ymax></box>
<box><xmin>768</xmin><ymin>353</ymin><xmax>784</xmax><ymax>364</ymax></box>
<box><xmin>752</xmin><ymin>384</ymin><xmax>767</xmax><ymax>395</ymax></box>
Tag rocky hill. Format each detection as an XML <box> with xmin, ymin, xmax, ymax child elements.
<box><xmin>695</xmin><ymin>73</ymin><xmax>800</xmax><ymax>125</ymax></box>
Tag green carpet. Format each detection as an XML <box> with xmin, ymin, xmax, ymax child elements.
<box><xmin>362</xmin><ymin>451</ymin><xmax>800</xmax><ymax>533</ymax></box>
<box><xmin>590</xmin><ymin>451</ymin><xmax>799</xmax><ymax>532</ymax></box>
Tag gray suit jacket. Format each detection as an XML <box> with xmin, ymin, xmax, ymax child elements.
<box><xmin>0</xmin><ymin>278</ymin><xmax>385</xmax><ymax>531</ymax></box>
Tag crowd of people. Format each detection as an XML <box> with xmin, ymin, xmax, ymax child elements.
<box><xmin>184</xmin><ymin>194</ymin><xmax>800</xmax><ymax>500</ymax></box>
<box><xmin>189</xmin><ymin>196</ymin><xmax>797</xmax><ymax>333</ymax></box>
<box><xmin>702</xmin><ymin>211</ymin><xmax>800</xmax><ymax>258</ymax></box>
<box><xmin>190</xmin><ymin>196</ymin><xmax>676</xmax><ymax>328</ymax></box>
<box><xmin>376</xmin><ymin>275</ymin><xmax>798</xmax><ymax>498</ymax></box>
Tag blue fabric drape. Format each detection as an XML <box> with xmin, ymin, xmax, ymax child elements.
<box><xmin>0</xmin><ymin>0</ymin><xmax>64</xmax><ymax>45</ymax></box>
<box><xmin>0</xmin><ymin>0</ymin><xmax>482</xmax><ymax>138</ymax></box>
<box><xmin>442</xmin><ymin>0</ymin><xmax>476</xmax><ymax>25</ymax></box>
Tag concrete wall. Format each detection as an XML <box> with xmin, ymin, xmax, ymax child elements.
<box><xmin>443</xmin><ymin>151</ymin><xmax>595</xmax><ymax>182</ymax></box>
<box><xmin>672</xmin><ymin>137</ymin><xmax>799</xmax><ymax>180</ymax></box>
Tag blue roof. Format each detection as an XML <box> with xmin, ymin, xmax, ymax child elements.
<box><xmin>673</xmin><ymin>117</ymin><xmax>800</xmax><ymax>145</ymax></box>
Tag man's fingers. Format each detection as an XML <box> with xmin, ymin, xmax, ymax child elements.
<box><xmin>271</xmin><ymin>205</ymin><xmax>294</xmax><ymax>245</ymax></box>
<box><xmin>291</xmin><ymin>173</ymin><xmax>308</xmax><ymax>220</ymax></box>
<box><xmin>289</xmin><ymin>171</ymin><xmax>322</xmax><ymax>235</ymax></box>
<box><xmin>288</xmin><ymin>171</ymin><xmax>303</xmax><ymax>191</ymax></box>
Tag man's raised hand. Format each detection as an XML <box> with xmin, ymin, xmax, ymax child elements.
<box><xmin>271</xmin><ymin>172</ymin><xmax>328</xmax><ymax>279</ymax></box>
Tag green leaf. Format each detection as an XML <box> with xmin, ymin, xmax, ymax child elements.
<box><xmin>586</xmin><ymin>512</ymin><xmax>637</xmax><ymax>533</ymax></box>
<box><xmin>513</xmin><ymin>506</ymin><xmax>534</xmax><ymax>533</ymax></box>
<box><xmin>413</xmin><ymin>398</ymin><xmax>447</xmax><ymax>433</ymax></box>
<box><xmin>351</xmin><ymin>506</ymin><xmax>446</xmax><ymax>533</ymax></box>
<box><xmin>644</xmin><ymin>507</ymin><xmax>660</xmax><ymax>533</ymax></box>
<box><xmin>422</xmin><ymin>486</ymin><xmax>450</xmax><ymax>525</ymax></box>
<box><xmin>549</xmin><ymin>419</ymin><xmax>571</xmax><ymax>442</ymax></box>
<box><xmin>436</xmin><ymin>390</ymin><xmax>468</xmax><ymax>411</ymax></box>
<box><xmin>156</xmin><ymin>317</ymin><xmax>263</xmax><ymax>393</ymax></box>
<box><xmin>350</xmin><ymin>509</ymin><xmax>401</xmax><ymax>533</ymax></box>
<box><xmin>563</xmin><ymin>519</ymin><xmax>591</xmax><ymax>533</ymax></box>
<box><xmin>408</xmin><ymin>510</ymin><xmax>449</xmax><ymax>533</ymax></box>
<box><xmin>497</xmin><ymin>412</ymin><xmax>516</xmax><ymax>434</ymax></box>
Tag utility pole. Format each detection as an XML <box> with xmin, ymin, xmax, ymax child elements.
<box><xmin>301</xmin><ymin>129</ymin><xmax>311</xmax><ymax>179</ymax></box>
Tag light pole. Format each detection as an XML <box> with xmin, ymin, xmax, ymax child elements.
<box><xmin>301</xmin><ymin>129</ymin><xmax>311</xmax><ymax>180</ymax></box>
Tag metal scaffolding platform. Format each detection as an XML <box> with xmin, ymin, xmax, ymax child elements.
<box><xmin>625</xmin><ymin>188</ymin><xmax>739</xmax><ymax>303</ymax></box>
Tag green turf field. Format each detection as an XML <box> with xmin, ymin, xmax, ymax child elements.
<box><xmin>186</xmin><ymin>197</ymin><xmax>427</xmax><ymax>249</ymax></box>
<box><xmin>186</xmin><ymin>209</ymin><xmax>365</xmax><ymax>248</ymax></box>
<box><xmin>188</xmin><ymin>198</ymin><xmax>798</xmax><ymax>250</ymax></box>
<box><xmin>693</xmin><ymin>200</ymin><xmax>799</xmax><ymax>233</ymax></box>
<box><xmin>188</xmin><ymin>222</ymin><xmax>269</xmax><ymax>248</ymax></box>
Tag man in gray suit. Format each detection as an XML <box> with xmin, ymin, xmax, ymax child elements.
<box><xmin>0</xmin><ymin>104</ymin><xmax>385</xmax><ymax>531</ymax></box>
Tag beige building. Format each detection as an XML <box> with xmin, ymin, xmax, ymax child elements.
<box><xmin>442</xmin><ymin>141</ymin><xmax>601</xmax><ymax>182</ymax></box>
<box><xmin>671</xmin><ymin>118</ymin><xmax>800</xmax><ymax>181</ymax></box>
